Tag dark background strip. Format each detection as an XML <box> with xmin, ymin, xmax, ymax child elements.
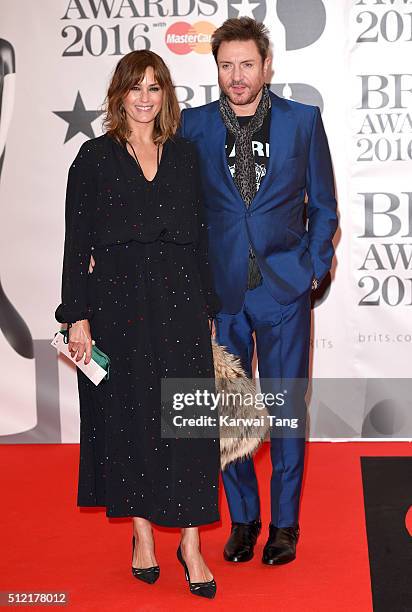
<box><xmin>361</xmin><ymin>457</ymin><xmax>412</xmax><ymax>612</ymax></box>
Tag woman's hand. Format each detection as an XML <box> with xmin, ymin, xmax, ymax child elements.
<box><xmin>209</xmin><ymin>318</ymin><xmax>216</xmax><ymax>339</ymax></box>
<box><xmin>68</xmin><ymin>320</ymin><xmax>93</xmax><ymax>364</ymax></box>
<box><xmin>89</xmin><ymin>254</ymin><xmax>95</xmax><ymax>274</ymax></box>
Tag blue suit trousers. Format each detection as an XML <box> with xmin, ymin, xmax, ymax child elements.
<box><xmin>215</xmin><ymin>282</ymin><xmax>311</xmax><ymax>528</ymax></box>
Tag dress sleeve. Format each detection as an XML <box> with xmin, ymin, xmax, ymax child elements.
<box><xmin>191</xmin><ymin>146</ymin><xmax>221</xmax><ymax>319</ymax></box>
<box><xmin>55</xmin><ymin>142</ymin><xmax>95</xmax><ymax>324</ymax></box>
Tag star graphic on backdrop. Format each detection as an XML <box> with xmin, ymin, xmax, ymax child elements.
<box><xmin>53</xmin><ymin>91</ymin><xmax>103</xmax><ymax>143</ymax></box>
<box><xmin>230</xmin><ymin>0</ymin><xmax>261</xmax><ymax>19</ymax></box>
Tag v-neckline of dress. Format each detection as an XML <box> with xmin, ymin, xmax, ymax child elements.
<box><xmin>123</xmin><ymin>138</ymin><xmax>168</xmax><ymax>184</ymax></box>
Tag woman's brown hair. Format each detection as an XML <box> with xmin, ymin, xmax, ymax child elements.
<box><xmin>211</xmin><ymin>17</ymin><xmax>270</xmax><ymax>64</ymax></box>
<box><xmin>103</xmin><ymin>50</ymin><xmax>180</xmax><ymax>145</ymax></box>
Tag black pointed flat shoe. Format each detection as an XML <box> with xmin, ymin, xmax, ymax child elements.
<box><xmin>177</xmin><ymin>544</ymin><xmax>216</xmax><ymax>599</ymax></box>
<box><xmin>131</xmin><ymin>535</ymin><xmax>160</xmax><ymax>584</ymax></box>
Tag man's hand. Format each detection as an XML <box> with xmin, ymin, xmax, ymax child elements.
<box><xmin>68</xmin><ymin>320</ymin><xmax>93</xmax><ymax>364</ymax></box>
<box><xmin>311</xmin><ymin>277</ymin><xmax>319</xmax><ymax>291</ymax></box>
<box><xmin>89</xmin><ymin>254</ymin><xmax>95</xmax><ymax>274</ymax></box>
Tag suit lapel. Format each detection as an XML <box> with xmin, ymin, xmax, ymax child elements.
<box><xmin>204</xmin><ymin>105</ymin><xmax>244</xmax><ymax>205</ymax></box>
<box><xmin>250</xmin><ymin>92</ymin><xmax>293</xmax><ymax>208</ymax></box>
<box><xmin>204</xmin><ymin>92</ymin><xmax>292</xmax><ymax>208</ymax></box>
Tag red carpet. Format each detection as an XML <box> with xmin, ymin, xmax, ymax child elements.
<box><xmin>1</xmin><ymin>441</ymin><xmax>410</xmax><ymax>611</ymax></box>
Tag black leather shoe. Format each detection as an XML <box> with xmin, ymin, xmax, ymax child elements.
<box><xmin>262</xmin><ymin>524</ymin><xmax>300</xmax><ymax>565</ymax></box>
<box><xmin>224</xmin><ymin>519</ymin><xmax>261</xmax><ymax>562</ymax></box>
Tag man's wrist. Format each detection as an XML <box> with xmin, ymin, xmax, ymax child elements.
<box><xmin>312</xmin><ymin>277</ymin><xmax>319</xmax><ymax>290</ymax></box>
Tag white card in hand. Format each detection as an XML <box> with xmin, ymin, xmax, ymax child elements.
<box><xmin>51</xmin><ymin>332</ymin><xmax>107</xmax><ymax>386</ymax></box>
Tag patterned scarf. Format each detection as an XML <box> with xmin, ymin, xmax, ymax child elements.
<box><xmin>219</xmin><ymin>84</ymin><xmax>271</xmax><ymax>207</ymax></box>
<box><xmin>219</xmin><ymin>85</ymin><xmax>271</xmax><ymax>288</ymax></box>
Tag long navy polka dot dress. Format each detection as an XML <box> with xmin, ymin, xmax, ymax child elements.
<box><xmin>55</xmin><ymin>134</ymin><xmax>220</xmax><ymax>527</ymax></box>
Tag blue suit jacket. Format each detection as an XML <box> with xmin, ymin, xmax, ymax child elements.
<box><xmin>180</xmin><ymin>91</ymin><xmax>338</xmax><ymax>313</ymax></box>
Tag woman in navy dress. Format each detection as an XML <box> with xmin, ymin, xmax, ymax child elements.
<box><xmin>55</xmin><ymin>50</ymin><xmax>220</xmax><ymax>598</ymax></box>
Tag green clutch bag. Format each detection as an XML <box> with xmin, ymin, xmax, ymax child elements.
<box><xmin>58</xmin><ymin>329</ymin><xmax>111</xmax><ymax>380</ymax></box>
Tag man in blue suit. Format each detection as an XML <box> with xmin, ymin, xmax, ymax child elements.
<box><xmin>180</xmin><ymin>17</ymin><xmax>338</xmax><ymax>566</ymax></box>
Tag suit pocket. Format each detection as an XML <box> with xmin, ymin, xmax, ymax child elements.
<box><xmin>286</xmin><ymin>227</ymin><xmax>309</xmax><ymax>248</ymax></box>
<box><xmin>278</xmin><ymin>155</ymin><xmax>306</xmax><ymax>186</ymax></box>
<box><xmin>284</xmin><ymin>155</ymin><xmax>305</xmax><ymax>164</ymax></box>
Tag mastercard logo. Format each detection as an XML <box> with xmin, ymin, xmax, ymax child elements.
<box><xmin>165</xmin><ymin>21</ymin><xmax>216</xmax><ymax>55</ymax></box>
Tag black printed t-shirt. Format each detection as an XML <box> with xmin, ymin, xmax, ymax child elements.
<box><xmin>225</xmin><ymin>112</ymin><xmax>270</xmax><ymax>191</ymax></box>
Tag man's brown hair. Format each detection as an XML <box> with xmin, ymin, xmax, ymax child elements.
<box><xmin>211</xmin><ymin>17</ymin><xmax>270</xmax><ymax>63</ymax></box>
<box><xmin>103</xmin><ymin>50</ymin><xmax>180</xmax><ymax>145</ymax></box>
